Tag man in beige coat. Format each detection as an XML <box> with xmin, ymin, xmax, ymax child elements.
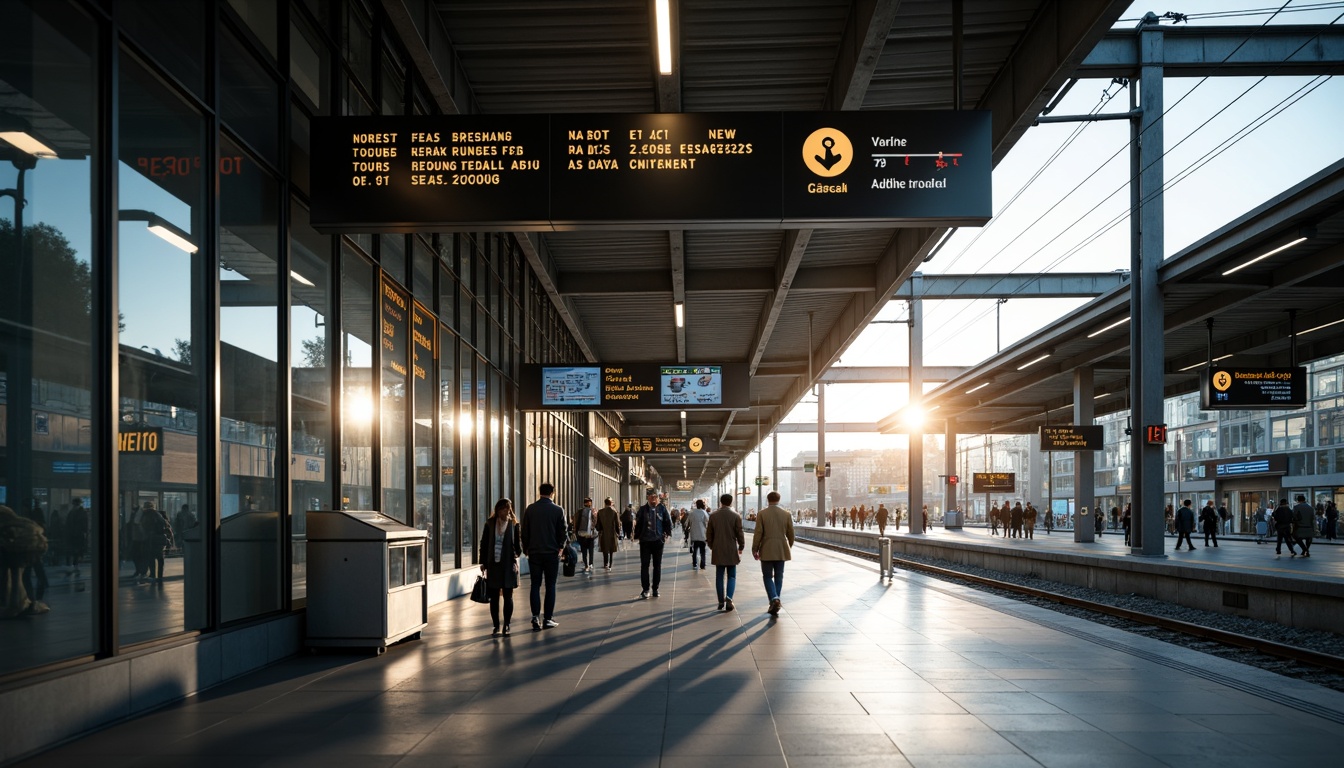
<box><xmin>751</xmin><ymin>491</ymin><xmax>795</xmax><ymax>616</ymax></box>
<box><xmin>706</xmin><ymin>493</ymin><xmax>745</xmax><ymax>611</ymax></box>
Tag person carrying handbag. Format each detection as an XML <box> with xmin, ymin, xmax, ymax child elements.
<box><xmin>479</xmin><ymin>498</ymin><xmax>522</xmax><ymax>636</ymax></box>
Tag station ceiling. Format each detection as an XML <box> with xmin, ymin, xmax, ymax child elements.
<box><xmin>391</xmin><ymin>0</ymin><xmax>1131</xmax><ymax>487</ymax></box>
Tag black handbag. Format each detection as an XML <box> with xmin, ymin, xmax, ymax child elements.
<box><xmin>470</xmin><ymin>575</ymin><xmax>489</xmax><ymax>604</ymax></box>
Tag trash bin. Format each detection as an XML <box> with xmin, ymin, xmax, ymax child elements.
<box><xmin>943</xmin><ymin>510</ymin><xmax>964</xmax><ymax>529</ymax></box>
<box><xmin>306</xmin><ymin>510</ymin><xmax>428</xmax><ymax>653</ymax></box>
<box><xmin>878</xmin><ymin>537</ymin><xmax>892</xmax><ymax>580</ymax></box>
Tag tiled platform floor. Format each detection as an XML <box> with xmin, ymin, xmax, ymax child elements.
<box><xmin>16</xmin><ymin>536</ymin><xmax>1344</xmax><ymax>768</ymax></box>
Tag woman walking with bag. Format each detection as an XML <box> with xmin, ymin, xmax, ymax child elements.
<box><xmin>480</xmin><ymin>498</ymin><xmax>522</xmax><ymax>636</ymax></box>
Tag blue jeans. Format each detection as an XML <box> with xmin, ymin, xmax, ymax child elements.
<box><xmin>760</xmin><ymin>560</ymin><xmax>785</xmax><ymax>601</ymax></box>
<box><xmin>715</xmin><ymin>564</ymin><xmax>736</xmax><ymax>603</ymax></box>
<box><xmin>528</xmin><ymin>552</ymin><xmax>559</xmax><ymax>620</ymax></box>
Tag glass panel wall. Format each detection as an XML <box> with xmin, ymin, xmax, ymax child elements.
<box><xmin>340</xmin><ymin>245</ymin><xmax>374</xmax><ymax>509</ymax></box>
<box><xmin>411</xmin><ymin>301</ymin><xmax>435</xmax><ymax>553</ymax></box>
<box><xmin>218</xmin><ymin>136</ymin><xmax>282</xmax><ymax>622</ymax></box>
<box><xmin>0</xmin><ymin>0</ymin><xmax>99</xmax><ymax>673</ymax></box>
<box><xmin>380</xmin><ymin>277</ymin><xmax>408</xmax><ymax>522</ymax></box>
<box><xmin>459</xmin><ymin>346</ymin><xmax>475</xmax><ymax>563</ymax></box>
<box><xmin>116</xmin><ymin>51</ymin><xmax>208</xmax><ymax>643</ymax></box>
<box><xmin>289</xmin><ymin>204</ymin><xmax>331</xmax><ymax>601</ymax></box>
<box><xmin>439</xmin><ymin>326</ymin><xmax>457</xmax><ymax>568</ymax></box>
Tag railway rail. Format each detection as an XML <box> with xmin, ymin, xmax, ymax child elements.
<box><xmin>795</xmin><ymin>532</ymin><xmax>1344</xmax><ymax>676</ymax></box>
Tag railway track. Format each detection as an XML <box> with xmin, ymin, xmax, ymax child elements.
<box><xmin>796</xmin><ymin>533</ymin><xmax>1344</xmax><ymax>675</ymax></box>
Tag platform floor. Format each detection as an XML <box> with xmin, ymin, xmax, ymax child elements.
<box><xmin>17</xmin><ymin>537</ymin><xmax>1344</xmax><ymax>768</ymax></box>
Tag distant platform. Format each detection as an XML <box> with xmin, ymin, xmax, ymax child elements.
<box><xmin>793</xmin><ymin>522</ymin><xmax>1344</xmax><ymax>633</ymax></box>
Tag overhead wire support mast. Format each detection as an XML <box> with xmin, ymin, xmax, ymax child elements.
<box><xmin>1034</xmin><ymin>110</ymin><xmax>1141</xmax><ymax>125</ymax></box>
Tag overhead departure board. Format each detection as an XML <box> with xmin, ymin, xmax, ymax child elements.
<box><xmin>972</xmin><ymin>472</ymin><xmax>1016</xmax><ymax>494</ymax></box>
<box><xmin>311</xmin><ymin>111</ymin><xmax>991</xmax><ymax>232</ymax></box>
<box><xmin>1200</xmin><ymin>367</ymin><xmax>1307</xmax><ymax>410</ymax></box>
<box><xmin>605</xmin><ymin>436</ymin><xmax>721</xmax><ymax>456</ymax></box>
<box><xmin>1039</xmin><ymin>425</ymin><xmax>1104</xmax><ymax>451</ymax></box>
<box><xmin>519</xmin><ymin>363</ymin><xmax>749</xmax><ymax>411</ymax></box>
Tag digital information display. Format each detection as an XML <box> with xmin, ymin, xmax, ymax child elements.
<box><xmin>1200</xmin><ymin>367</ymin><xmax>1307</xmax><ymax>410</ymax></box>
<box><xmin>660</xmin><ymin>365</ymin><xmax>722</xmax><ymax>406</ymax></box>
<box><xmin>606</xmin><ymin>436</ymin><xmax>721</xmax><ymax>456</ymax></box>
<box><xmin>541</xmin><ymin>366</ymin><xmax>602</xmax><ymax>407</ymax></box>
<box><xmin>1208</xmin><ymin>455</ymin><xmax>1287</xmax><ymax>477</ymax></box>
<box><xmin>521</xmin><ymin>362</ymin><xmax>748</xmax><ymax>411</ymax></box>
<box><xmin>1039</xmin><ymin>425</ymin><xmax>1104</xmax><ymax>451</ymax></box>
<box><xmin>311</xmin><ymin>111</ymin><xmax>990</xmax><ymax>232</ymax></box>
<box><xmin>972</xmin><ymin>472</ymin><xmax>1015</xmax><ymax>494</ymax></box>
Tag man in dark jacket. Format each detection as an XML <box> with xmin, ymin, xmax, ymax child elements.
<box><xmin>633</xmin><ymin>489</ymin><xmax>672</xmax><ymax>599</ymax></box>
<box><xmin>1292</xmin><ymin>494</ymin><xmax>1317</xmax><ymax>558</ymax></box>
<box><xmin>520</xmin><ymin>482</ymin><xmax>566</xmax><ymax>630</ymax></box>
<box><xmin>1272</xmin><ymin>499</ymin><xmax>1297</xmax><ymax>557</ymax></box>
<box><xmin>1174</xmin><ymin>499</ymin><xmax>1197</xmax><ymax>551</ymax></box>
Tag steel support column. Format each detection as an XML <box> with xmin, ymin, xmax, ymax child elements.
<box><xmin>817</xmin><ymin>382</ymin><xmax>827</xmax><ymax>524</ymax></box>
<box><xmin>1131</xmin><ymin>15</ymin><xmax>1167</xmax><ymax>557</ymax></box>
<box><xmin>1074</xmin><ymin>367</ymin><xmax>1097</xmax><ymax>533</ymax></box>
<box><xmin>908</xmin><ymin>290</ymin><xmax>924</xmax><ymax>533</ymax></box>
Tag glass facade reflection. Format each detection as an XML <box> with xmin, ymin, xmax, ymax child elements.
<box><xmin>0</xmin><ymin>0</ymin><xmax>585</xmax><ymax>686</ymax></box>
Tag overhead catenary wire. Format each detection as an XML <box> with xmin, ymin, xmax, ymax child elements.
<box><xmin>924</xmin><ymin>72</ymin><xmax>1332</xmax><ymax>352</ymax></box>
<box><xmin>921</xmin><ymin>4</ymin><xmax>1337</xmax><ymax>351</ymax></box>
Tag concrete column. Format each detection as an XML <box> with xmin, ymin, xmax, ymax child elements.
<box><xmin>1130</xmin><ymin>15</ymin><xmax>1167</xmax><ymax>557</ymax></box>
<box><xmin>908</xmin><ymin>289</ymin><xmax>924</xmax><ymax>533</ymax></box>
<box><xmin>1074</xmin><ymin>367</ymin><xmax>1097</xmax><ymax>542</ymax></box>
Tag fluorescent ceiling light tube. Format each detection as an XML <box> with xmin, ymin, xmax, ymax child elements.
<box><xmin>674</xmin><ymin>301</ymin><xmax>684</xmax><ymax>327</ymax></box>
<box><xmin>147</xmin><ymin>222</ymin><xmax>198</xmax><ymax>253</ymax></box>
<box><xmin>0</xmin><ymin>131</ymin><xmax>57</xmax><ymax>158</ymax></box>
<box><xmin>1178</xmin><ymin>353</ymin><xmax>1234</xmax><ymax>372</ymax></box>
<box><xmin>966</xmin><ymin>382</ymin><xmax>990</xmax><ymax>394</ymax></box>
<box><xmin>290</xmin><ymin>270</ymin><xmax>315</xmax><ymax>287</ymax></box>
<box><xmin>1016</xmin><ymin>354</ymin><xmax>1050</xmax><ymax>371</ymax></box>
<box><xmin>1086</xmin><ymin>317</ymin><xmax>1129</xmax><ymax>338</ymax></box>
<box><xmin>1300</xmin><ymin>317</ymin><xmax>1344</xmax><ymax>336</ymax></box>
<box><xmin>655</xmin><ymin>0</ymin><xmax>673</xmax><ymax>74</ymax></box>
<box><xmin>1221</xmin><ymin>237</ymin><xmax>1307</xmax><ymax>276</ymax></box>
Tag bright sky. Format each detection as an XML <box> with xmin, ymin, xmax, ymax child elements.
<box><xmin>760</xmin><ymin>0</ymin><xmax>1344</xmax><ymax>477</ymax></box>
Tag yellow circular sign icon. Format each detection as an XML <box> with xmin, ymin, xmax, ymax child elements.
<box><xmin>688</xmin><ymin>437</ymin><xmax>703</xmax><ymax>453</ymax></box>
<box><xmin>802</xmin><ymin>128</ymin><xmax>852</xmax><ymax>177</ymax></box>
<box><xmin>608</xmin><ymin>437</ymin><xmax>621</xmax><ymax>453</ymax></box>
<box><xmin>1212</xmin><ymin>370</ymin><xmax>1233</xmax><ymax>392</ymax></box>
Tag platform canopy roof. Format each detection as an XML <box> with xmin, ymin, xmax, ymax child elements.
<box><xmin>385</xmin><ymin>0</ymin><xmax>1132</xmax><ymax>488</ymax></box>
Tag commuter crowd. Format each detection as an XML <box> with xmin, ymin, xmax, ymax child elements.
<box><xmin>477</xmin><ymin>484</ymin><xmax>795</xmax><ymax>634</ymax></box>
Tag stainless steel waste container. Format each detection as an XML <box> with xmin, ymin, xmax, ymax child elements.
<box><xmin>306</xmin><ymin>510</ymin><xmax>428</xmax><ymax>653</ymax></box>
<box><xmin>878</xmin><ymin>537</ymin><xmax>892</xmax><ymax>580</ymax></box>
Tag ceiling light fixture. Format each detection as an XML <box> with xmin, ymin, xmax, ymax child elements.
<box><xmin>0</xmin><ymin>130</ymin><xmax>58</xmax><ymax>159</ymax></box>
<box><xmin>1016</xmin><ymin>353</ymin><xmax>1051</xmax><ymax>371</ymax></box>
<box><xmin>966</xmin><ymin>382</ymin><xmax>990</xmax><ymax>394</ymax></box>
<box><xmin>290</xmin><ymin>270</ymin><xmax>315</xmax><ymax>287</ymax></box>
<box><xmin>1221</xmin><ymin>237</ymin><xmax>1307</xmax><ymax>276</ymax></box>
<box><xmin>1300</xmin><ymin>317</ymin><xmax>1344</xmax><ymax>335</ymax></box>
<box><xmin>655</xmin><ymin>0</ymin><xmax>674</xmax><ymax>74</ymax></box>
<box><xmin>1086</xmin><ymin>317</ymin><xmax>1129</xmax><ymax>338</ymax></box>
<box><xmin>1177</xmin><ymin>353</ymin><xmax>1233</xmax><ymax>372</ymax></box>
<box><xmin>120</xmin><ymin>209</ymin><xmax>198</xmax><ymax>253</ymax></box>
<box><xmin>674</xmin><ymin>301</ymin><xmax>684</xmax><ymax>327</ymax></box>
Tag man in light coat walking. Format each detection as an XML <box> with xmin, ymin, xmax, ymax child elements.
<box><xmin>751</xmin><ymin>491</ymin><xmax>794</xmax><ymax>616</ymax></box>
<box><xmin>688</xmin><ymin>499</ymin><xmax>710</xmax><ymax>570</ymax></box>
